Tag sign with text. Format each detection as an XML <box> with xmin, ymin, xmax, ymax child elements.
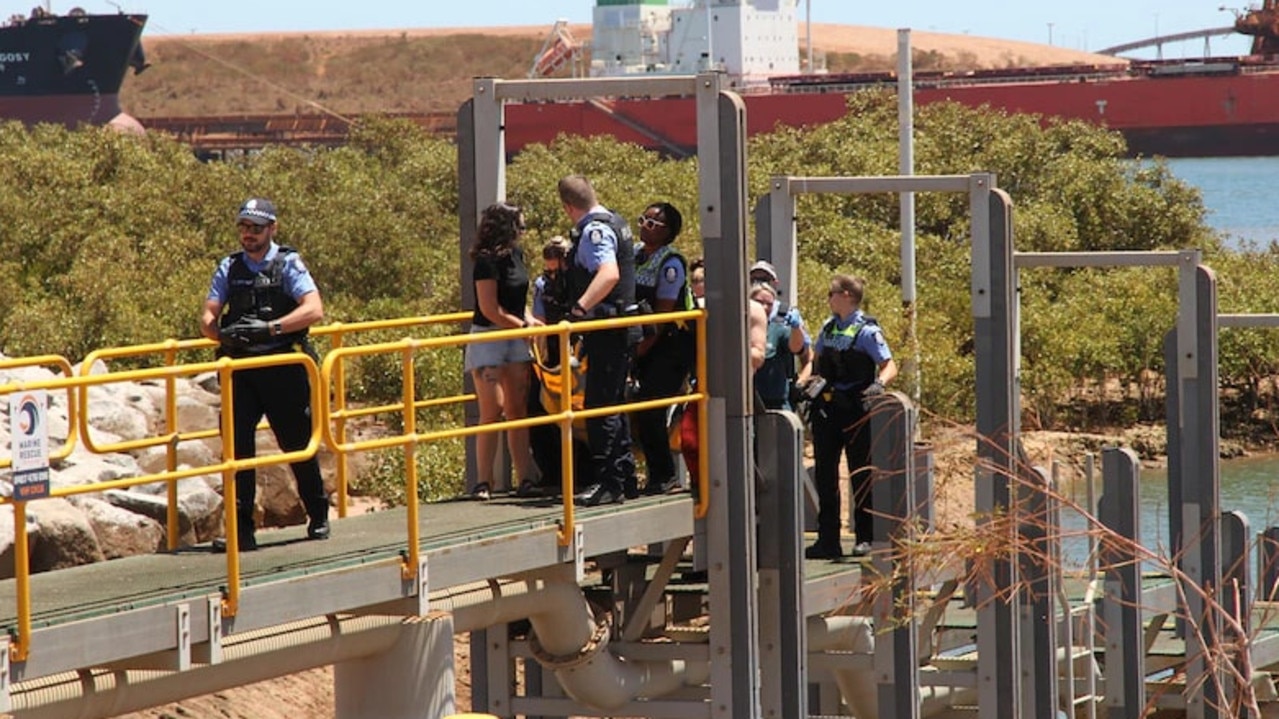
<box><xmin>10</xmin><ymin>390</ymin><xmax>49</xmax><ymax>500</ymax></box>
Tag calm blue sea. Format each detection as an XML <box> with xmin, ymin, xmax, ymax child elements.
<box><xmin>1162</xmin><ymin>156</ymin><xmax>1279</xmax><ymax>247</ymax></box>
<box><xmin>1058</xmin><ymin>456</ymin><xmax>1279</xmax><ymax>568</ymax></box>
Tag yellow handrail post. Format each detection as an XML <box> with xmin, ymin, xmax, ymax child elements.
<box><xmin>164</xmin><ymin>342</ymin><xmax>181</xmax><ymax>550</ymax></box>
<box><xmin>218</xmin><ymin>358</ymin><xmax>241</xmax><ymax>618</ymax></box>
<box><xmin>330</xmin><ymin>325</ymin><xmax>349</xmax><ymax>518</ymax></box>
<box><xmin>401</xmin><ymin>343</ymin><xmax>420</xmax><ymax>579</ymax></box>
<box><xmin>695</xmin><ymin>309</ymin><xmax>710</xmax><ymax>519</ymax></box>
<box><xmin>12</xmin><ymin>500</ymin><xmax>30</xmax><ymax>662</ymax></box>
<box><xmin>556</xmin><ymin>322</ymin><xmax>575</xmax><ymax>547</ymax></box>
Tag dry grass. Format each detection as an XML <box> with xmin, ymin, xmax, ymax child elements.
<box><xmin>123</xmin><ymin>23</ymin><xmax>1123</xmax><ymax>119</ymax></box>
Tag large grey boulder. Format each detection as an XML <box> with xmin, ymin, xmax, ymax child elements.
<box><xmin>68</xmin><ymin>496</ymin><xmax>165</xmax><ymax>558</ymax></box>
<box><xmin>26</xmin><ymin>498</ymin><xmax>104</xmax><ymax>574</ymax></box>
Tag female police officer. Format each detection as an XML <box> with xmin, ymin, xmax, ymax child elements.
<box><xmin>805</xmin><ymin>274</ymin><xmax>897</xmax><ymax>560</ymax></box>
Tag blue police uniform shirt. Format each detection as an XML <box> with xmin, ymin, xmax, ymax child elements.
<box><xmin>574</xmin><ymin>205</ymin><xmax>618</xmax><ymax>272</ymax></box>
<box><xmin>206</xmin><ymin>242</ymin><xmax>318</xmax><ymax>304</ymax></box>
<box><xmin>815</xmin><ymin>310</ymin><xmax>892</xmax><ymax>390</ymax></box>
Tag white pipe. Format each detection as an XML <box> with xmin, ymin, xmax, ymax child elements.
<box><xmin>808</xmin><ymin>615</ymin><xmax>977</xmax><ymax>719</ymax></box>
<box><xmin>435</xmin><ymin>568</ymin><xmax>709</xmax><ymax>711</ymax></box>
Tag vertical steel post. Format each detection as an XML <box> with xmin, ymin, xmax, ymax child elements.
<box><xmin>698</xmin><ymin>72</ymin><xmax>762</xmax><ymax>719</ymax></box>
<box><xmin>756</xmin><ymin>411</ymin><xmax>808</xmax><ymax>719</ymax></box>
<box><xmin>972</xmin><ymin>179</ymin><xmax>1022</xmax><ymax>719</ymax></box>
<box><xmin>1019</xmin><ymin>466</ymin><xmax>1059</xmax><ymax>719</ymax></box>
<box><xmin>869</xmin><ymin>392</ymin><xmax>920</xmax><ymax>719</ymax></box>
<box><xmin>1177</xmin><ymin>258</ymin><xmax>1220</xmax><ymax>719</ymax></box>
<box><xmin>1099</xmin><ymin>447</ymin><xmax>1145</xmax><ymax>719</ymax></box>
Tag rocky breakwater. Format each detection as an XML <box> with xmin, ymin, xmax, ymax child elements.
<box><xmin>0</xmin><ymin>353</ymin><xmax>335</xmax><ymax>578</ymax></box>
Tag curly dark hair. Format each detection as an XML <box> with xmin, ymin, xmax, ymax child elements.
<box><xmin>470</xmin><ymin>202</ymin><xmax>524</xmax><ymax>261</ymax></box>
<box><xmin>644</xmin><ymin>202</ymin><xmax>683</xmax><ymax>244</ymax></box>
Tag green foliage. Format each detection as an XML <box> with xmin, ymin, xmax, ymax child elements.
<box><xmin>6</xmin><ymin>89</ymin><xmax>1279</xmax><ymax>504</ymax></box>
<box><xmin>351</xmin><ymin>438</ymin><xmax>468</xmax><ymax>507</ymax></box>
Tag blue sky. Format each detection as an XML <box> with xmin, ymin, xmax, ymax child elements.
<box><xmin>119</xmin><ymin>0</ymin><xmax>1254</xmax><ymax>58</ymax></box>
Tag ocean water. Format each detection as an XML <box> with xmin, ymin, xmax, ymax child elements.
<box><xmin>1161</xmin><ymin>156</ymin><xmax>1279</xmax><ymax>247</ymax></box>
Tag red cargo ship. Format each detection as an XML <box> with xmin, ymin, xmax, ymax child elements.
<box><xmin>500</xmin><ymin>1</ymin><xmax>1279</xmax><ymax>158</ymax></box>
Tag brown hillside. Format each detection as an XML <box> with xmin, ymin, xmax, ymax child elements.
<box><xmin>123</xmin><ymin>23</ymin><xmax>1124</xmax><ymax>119</ymax></box>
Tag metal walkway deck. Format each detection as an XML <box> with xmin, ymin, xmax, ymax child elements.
<box><xmin>1</xmin><ymin>492</ymin><xmax>864</xmax><ymax>686</ymax></box>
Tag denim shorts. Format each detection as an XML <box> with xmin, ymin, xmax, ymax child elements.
<box><xmin>464</xmin><ymin>324</ymin><xmax>533</xmax><ymax>372</ymax></box>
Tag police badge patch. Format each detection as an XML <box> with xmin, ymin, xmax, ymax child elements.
<box><xmin>663</xmin><ymin>265</ymin><xmax>679</xmax><ymax>283</ymax></box>
<box><xmin>588</xmin><ymin>228</ymin><xmax>606</xmax><ymax>245</ymax></box>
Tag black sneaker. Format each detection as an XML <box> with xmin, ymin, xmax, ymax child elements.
<box><xmin>307</xmin><ymin>517</ymin><xmax>330</xmax><ymax>540</ymax></box>
<box><xmin>573</xmin><ymin>484</ymin><xmax>623</xmax><ymax>507</ymax></box>
<box><xmin>212</xmin><ymin>534</ymin><xmax>258</xmax><ymax>553</ymax></box>
<box><xmin>514</xmin><ymin>479</ymin><xmax>543</xmax><ymax>498</ymax></box>
<box><xmin>804</xmin><ymin>542</ymin><xmax>842</xmax><ymax>560</ymax></box>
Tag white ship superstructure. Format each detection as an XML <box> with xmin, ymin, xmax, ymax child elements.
<box><xmin>590</xmin><ymin>0</ymin><xmax>800</xmax><ymax>86</ymax></box>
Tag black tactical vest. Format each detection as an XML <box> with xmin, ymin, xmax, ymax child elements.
<box><xmin>567</xmin><ymin>210</ymin><xmax>635</xmax><ymax>313</ymax></box>
<box><xmin>218</xmin><ymin>247</ymin><xmax>307</xmax><ymax>355</ymax></box>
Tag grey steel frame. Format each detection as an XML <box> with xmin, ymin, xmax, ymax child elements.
<box><xmin>457</xmin><ymin>73</ymin><xmax>759</xmax><ymax>718</ymax></box>
<box><xmin>761</xmin><ymin>173</ymin><xmax>1237</xmax><ymax>718</ymax></box>
<box><xmin>760</xmin><ymin>174</ymin><xmax>1015</xmax><ymax>718</ymax></box>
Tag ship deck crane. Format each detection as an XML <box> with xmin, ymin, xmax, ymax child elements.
<box><xmin>1234</xmin><ymin>0</ymin><xmax>1279</xmax><ymax>56</ymax></box>
<box><xmin>529</xmin><ymin>19</ymin><xmax>583</xmax><ymax>78</ymax></box>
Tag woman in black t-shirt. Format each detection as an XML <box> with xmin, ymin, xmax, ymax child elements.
<box><xmin>464</xmin><ymin>203</ymin><xmax>537</xmax><ymax>499</ymax></box>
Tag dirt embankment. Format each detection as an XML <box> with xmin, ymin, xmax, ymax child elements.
<box><xmin>125</xmin><ymin>23</ymin><xmax>1124</xmax><ymax>118</ymax></box>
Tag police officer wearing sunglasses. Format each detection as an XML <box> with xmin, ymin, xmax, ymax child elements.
<box><xmin>632</xmin><ymin>202</ymin><xmax>694</xmax><ymax>496</ymax></box>
<box><xmin>200</xmin><ymin>198</ymin><xmax>330</xmax><ymax>551</ymax></box>
<box><xmin>804</xmin><ymin>274</ymin><xmax>897</xmax><ymax>560</ymax></box>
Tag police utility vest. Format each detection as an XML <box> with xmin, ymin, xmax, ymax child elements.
<box><xmin>815</xmin><ymin>315</ymin><xmax>878</xmax><ymax>390</ymax></box>
<box><xmin>635</xmin><ymin>244</ymin><xmax>693</xmax><ymax>326</ymax></box>
<box><xmin>218</xmin><ymin>247</ymin><xmax>308</xmax><ymax>356</ymax></box>
<box><xmin>568</xmin><ymin>210</ymin><xmax>636</xmax><ymax>313</ymax></box>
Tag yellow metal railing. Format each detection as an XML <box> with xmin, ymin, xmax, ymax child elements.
<box><xmin>0</xmin><ymin>305</ymin><xmax>711</xmax><ymax>661</ymax></box>
<box><xmin>0</xmin><ymin>352</ymin><xmax>322</xmax><ymax>660</ymax></box>
<box><xmin>313</xmin><ymin>313</ymin><xmax>472</xmax><ymax>516</ymax></box>
<box><xmin>320</xmin><ymin>307</ymin><xmax>709</xmax><ymax>580</ymax></box>
<box><xmin>72</xmin><ymin>314</ymin><xmax>474</xmax><ymax>551</ymax></box>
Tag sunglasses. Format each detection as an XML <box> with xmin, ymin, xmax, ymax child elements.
<box><xmin>637</xmin><ymin>215</ymin><xmax>666</xmax><ymax>230</ymax></box>
<box><xmin>237</xmin><ymin>222</ymin><xmax>268</xmax><ymax>235</ymax></box>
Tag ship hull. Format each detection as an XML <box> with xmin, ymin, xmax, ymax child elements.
<box><xmin>0</xmin><ymin>12</ymin><xmax>146</xmax><ymax>128</ymax></box>
<box><xmin>503</xmin><ymin>63</ymin><xmax>1279</xmax><ymax>158</ymax></box>
<box><xmin>0</xmin><ymin>92</ymin><xmax>122</xmax><ymax>125</ymax></box>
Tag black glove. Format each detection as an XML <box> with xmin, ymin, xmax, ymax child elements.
<box><xmin>860</xmin><ymin>380</ymin><xmax>885</xmax><ymax>411</ymax></box>
<box><xmin>221</xmin><ymin>317</ymin><xmax>271</xmax><ymax>346</ymax></box>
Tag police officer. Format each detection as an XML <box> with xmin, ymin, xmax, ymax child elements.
<box><xmin>200</xmin><ymin>198</ymin><xmax>329</xmax><ymax>551</ymax></box>
<box><xmin>633</xmin><ymin>202</ymin><xmax>694</xmax><ymax>496</ymax></box>
<box><xmin>558</xmin><ymin>174</ymin><xmax>638</xmax><ymax>506</ymax></box>
<box><xmin>805</xmin><ymin>274</ymin><xmax>897</xmax><ymax>559</ymax></box>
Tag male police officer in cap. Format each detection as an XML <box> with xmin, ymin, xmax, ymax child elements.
<box><xmin>200</xmin><ymin>198</ymin><xmax>330</xmax><ymax>551</ymax></box>
<box><xmin>558</xmin><ymin>174</ymin><xmax>639</xmax><ymax>506</ymax></box>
